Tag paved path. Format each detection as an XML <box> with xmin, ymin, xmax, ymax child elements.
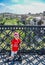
<box><xmin>0</xmin><ymin>54</ymin><xmax>45</xmax><ymax>65</ymax></box>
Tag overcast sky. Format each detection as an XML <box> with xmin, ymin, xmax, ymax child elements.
<box><xmin>0</xmin><ymin>0</ymin><xmax>45</xmax><ymax>14</ymax></box>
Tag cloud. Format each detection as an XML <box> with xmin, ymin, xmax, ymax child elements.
<box><xmin>6</xmin><ymin>2</ymin><xmax>45</xmax><ymax>14</ymax></box>
<box><xmin>11</xmin><ymin>0</ymin><xmax>45</xmax><ymax>4</ymax></box>
<box><xmin>11</xmin><ymin>0</ymin><xmax>33</xmax><ymax>4</ymax></box>
<box><xmin>0</xmin><ymin>3</ymin><xmax>5</xmax><ymax>6</ymax></box>
<box><xmin>11</xmin><ymin>0</ymin><xmax>19</xmax><ymax>3</ymax></box>
<box><xmin>0</xmin><ymin>2</ymin><xmax>45</xmax><ymax>14</ymax></box>
<box><xmin>23</xmin><ymin>0</ymin><xmax>31</xmax><ymax>4</ymax></box>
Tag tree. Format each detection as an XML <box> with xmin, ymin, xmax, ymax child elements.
<box><xmin>16</xmin><ymin>18</ymin><xmax>20</xmax><ymax>25</ymax></box>
<box><xmin>0</xmin><ymin>18</ymin><xmax>6</xmax><ymax>25</ymax></box>
<box><xmin>1</xmin><ymin>18</ymin><xmax>6</xmax><ymax>25</ymax></box>
<box><xmin>26</xmin><ymin>16</ymin><xmax>33</xmax><ymax>25</ymax></box>
<box><xmin>37</xmin><ymin>20</ymin><xmax>44</xmax><ymax>25</ymax></box>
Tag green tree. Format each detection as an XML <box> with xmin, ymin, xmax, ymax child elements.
<box><xmin>26</xmin><ymin>16</ymin><xmax>33</xmax><ymax>25</ymax></box>
<box><xmin>37</xmin><ymin>20</ymin><xmax>44</xmax><ymax>25</ymax></box>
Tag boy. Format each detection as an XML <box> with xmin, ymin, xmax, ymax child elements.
<box><xmin>5</xmin><ymin>32</ymin><xmax>22</xmax><ymax>62</ymax></box>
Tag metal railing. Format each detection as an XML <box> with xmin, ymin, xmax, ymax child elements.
<box><xmin>0</xmin><ymin>25</ymin><xmax>45</xmax><ymax>54</ymax></box>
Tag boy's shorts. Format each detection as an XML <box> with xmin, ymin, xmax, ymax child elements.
<box><xmin>11</xmin><ymin>51</ymin><xmax>17</xmax><ymax>57</ymax></box>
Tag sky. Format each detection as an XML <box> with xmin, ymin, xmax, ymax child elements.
<box><xmin>0</xmin><ymin>0</ymin><xmax>45</xmax><ymax>14</ymax></box>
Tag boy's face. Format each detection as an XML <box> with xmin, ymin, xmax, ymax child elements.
<box><xmin>14</xmin><ymin>34</ymin><xmax>19</xmax><ymax>39</ymax></box>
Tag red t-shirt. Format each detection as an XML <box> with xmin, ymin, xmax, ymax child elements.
<box><xmin>11</xmin><ymin>38</ymin><xmax>21</xmax><ymax>52</ymax></box>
